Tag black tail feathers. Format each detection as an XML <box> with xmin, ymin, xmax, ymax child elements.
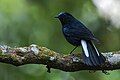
<box><xmin>81</xmin><ymin>40</ymin><xmax>106</xmax><ymax>66</ymax></box>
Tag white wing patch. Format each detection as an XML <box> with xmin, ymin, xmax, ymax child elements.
<box><xmin>81</xmin><ymin>40</ymin><xmax>89</xmax><ymax>57</ymax></box>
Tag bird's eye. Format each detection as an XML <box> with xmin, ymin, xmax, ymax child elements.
<box><xmin>63</xmin><ymin>14</ymin><xmax>68</xmax><ymax>17</ymax></box>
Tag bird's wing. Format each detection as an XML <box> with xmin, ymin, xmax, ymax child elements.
<box><xmin>63</xmin><ymin>25</ymin><xmax>99</xmax><ymax>42</ymax></box>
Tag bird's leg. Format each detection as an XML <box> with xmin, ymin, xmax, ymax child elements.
<box><xmin>69</xmin><ymin>46</ymin><xmax>78</xmax><ymax>54</ymax></box>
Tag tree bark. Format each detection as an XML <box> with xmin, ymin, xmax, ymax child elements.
<box><xmin>0</xmin><ymin>44</ymin><xmax>120</xmax><ymax>72</ymax></box>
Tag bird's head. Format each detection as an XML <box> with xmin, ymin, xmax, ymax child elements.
<box><xmin>55</xmin><ymin>12</ymin><xmax>75</xmax><ymax>25</ymax></box>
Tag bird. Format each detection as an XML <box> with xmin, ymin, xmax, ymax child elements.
<box><xmin>55</xmin><ymin>12</ymin><xmax>106</xmax><ymax>66</ymax></box>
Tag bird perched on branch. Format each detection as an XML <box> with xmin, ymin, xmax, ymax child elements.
<box><xmin>55</xmin><ymin>12</ymin><xmax>106</xmax><ymax>66</ymax></box>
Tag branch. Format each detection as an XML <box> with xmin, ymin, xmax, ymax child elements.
<box><xmin>0</xmin><ymin>44</ymin><xmax>120</xmax><ymax>72</ymax></box>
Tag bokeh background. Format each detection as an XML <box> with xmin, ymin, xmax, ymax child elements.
<box><xmin>0</xmin><ymin>0</ymin><xmax>120</xmax><ymax>80</ymax></box>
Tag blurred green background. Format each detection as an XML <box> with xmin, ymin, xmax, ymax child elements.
<box><xmin>0</xmin><ymin>0</ymin><xmax>120</xmax><ymax>80</ymax></box>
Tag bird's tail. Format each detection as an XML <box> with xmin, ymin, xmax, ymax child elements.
<box><xmin>81</xmin><ymin>40</ymin><xmax>106</xmax><ymax>66</ymax></box>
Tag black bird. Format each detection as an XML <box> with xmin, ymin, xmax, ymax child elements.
<box><xmin>55</xmin><ymin>12</ymin><xmax>106</xmax><ymax>66</ymax></box>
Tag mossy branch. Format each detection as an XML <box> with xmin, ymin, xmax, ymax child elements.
<box><xmin>0</xmin><ymin>44</ymin><xmax>120</xmax><ymax>72</ymax></box>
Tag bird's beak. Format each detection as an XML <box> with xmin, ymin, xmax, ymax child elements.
<box><xmin>54</xmin><ymin>16</ymin><xmax>58</xmax><ymax>18</ymax></box>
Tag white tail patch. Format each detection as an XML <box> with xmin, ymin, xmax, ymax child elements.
<box><xmin>92</xmin><ymin>43</ymin><xmax>100</xmax><ymax>56</ymax></box>
<box><xmin>81</xmin><ymin>40</ymin><xmax>89</xmax><ymax>57</ymax></box>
